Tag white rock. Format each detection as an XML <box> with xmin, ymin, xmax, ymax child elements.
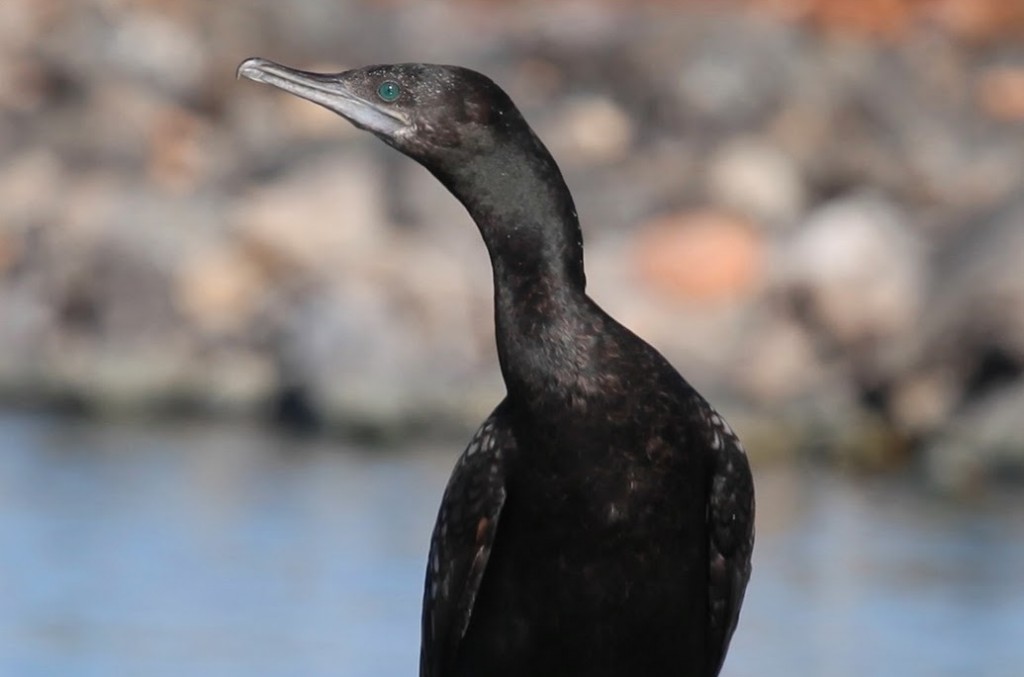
<box><xmin>546</xmin><ymin>95</ymin><xmax>633</xmax><ymax>165</ymax></box>
<box><xmin>707</xmin><ymin>138</ymin><xmax>805</xmax><ymax>226</ymax></box>
<box><xmin>782</xmin><ymin>193</ymin><xmax>926</xmax><ymax>344</ymax></box>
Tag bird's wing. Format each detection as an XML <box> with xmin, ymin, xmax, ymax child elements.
<box><xmin>420</xmin><ymin>403</ymin><xmax>514</xmax><ymax>677</ymax></box>
<box><xmin>704</xmin><ymin>407</ymin><xmax>755</xmax><ymax>676</ymax></box>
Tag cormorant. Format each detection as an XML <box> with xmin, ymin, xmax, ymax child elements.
<box><xmin>237</xmin><ymin>58</ymin><xmax>754</xmax><ymax>677</ymax></box>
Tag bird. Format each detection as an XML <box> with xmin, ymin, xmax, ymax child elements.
<box><xmin>237</xmin><ymin>57</ymin><xmax>754</xmax><ymax>677</ymax></box>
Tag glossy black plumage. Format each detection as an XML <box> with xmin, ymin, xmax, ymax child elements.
<box><xmin>237</xmin><ymin>58</ymin><xmax>754</xmax><ymax>677</ymax></box>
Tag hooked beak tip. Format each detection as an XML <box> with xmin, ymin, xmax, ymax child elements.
<box><xmin>236</xmin><ymin>57</ymin><xmax>271</xmax><ymax>82</ymax></box>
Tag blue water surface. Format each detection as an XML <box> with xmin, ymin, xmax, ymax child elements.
<box><xmin>0</xmin><ymin>411</ymin><xmax>1021</xmax><ymax>676</ymax></box>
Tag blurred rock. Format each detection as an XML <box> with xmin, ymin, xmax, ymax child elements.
<box><xmin>707</xmin><ymin>138</ymin><xmax>805</xmax><ymax>226</ymax></box>
<box><xmin>545</xmin><ymin>95</ymin><xmax>634</xmax><ymax>165</ymax></box>
<box><xmin>0</xmin><ymin>149</ymin><xmax>64</xmax><ymax>228</ymax></box>
<box><xmin>675</xmin><ymin>15</ymin><xmax>798</xmax><ymax>126</ymax></box>
<box><xmin>0</xmin><ymin>287</ymin><xmax>52</xmax><ymax>380</ymax></box>
<box><xmin>887</xmin><ymin>368</ymin><xmax>961</xmax><ymax>436</ymax></box>
<box><xmin>802</xmin><ymin>0</ymin><xmax>919</xmax><ymax>39</ymax></box>
<box><xmin>633</xmin><ymin>210</ymin><xmax>764</xmax><ymax>304</ymax></box>
<box><xmin>0</xmin><ymin>0</ymin><xmax>44</xmax><ymax>55</ymax></box>
<box><xmin>755</xmin><ymin>0</ymin><xmax>1024</xmax><ymax>41</ymax></box>
<box><xmin>977</xmin><ymin>66</ymin><xmax>1024</xmax><ymax>122</ymax></box>
<box><xmin>107</xmin><ymin>8</ymin><xmax>208</xmax><ymax>96</ymax></box>
<box><xmin>63</xmin><ymin>236</ymin><xmax>182</xmax><ymax>343</ymax></box>
<box><xmin>781</xmin><ymin>193</ymin><xmax>925</xmax><ymax>346</ymax></box>
<box><xmin>915</xmin><ymin>199</ymin><xmax>1024</xmax><ymax>397</ymax></box>
<box><xmin>0</xmin><ymin>233</ymin><xmax>20</xmax><ymax>275</ymax></box>
<box><xmin>175</xmin><ymin>244</ymin><xmax>266</xmax><ymax>335</ymax></box>
<box><xmin>0</xmin><ymin>55</ymin><xmax>54</xmax><ymax>114</ymax></box>
<box><xmin>923</xmin><ymin>380</ymin><xmax>1024</xmax><ymax>493</ymax></box>
<box><xmin>231</xmin><ymin>154</ymin><xmax>388</xmax><ymax>276</ymax></box>
<box><xmin>193</xmin><ymin>349</ymin><xmax>276</xmax><ymax>415</ymax></box>
<box><xmin>929</xmin><ymin>0</ymin><xmax>1024</xmax><ymax>42</ymax></box>
<box><xmin>735</xmin><ymin>314</ymin><xmax>826</xmax><ymax>404</ymax></box>
<box><xmin>146</xmin><ymin>104</ymin><xmax>217</xmax><ymax>194</ymax></box>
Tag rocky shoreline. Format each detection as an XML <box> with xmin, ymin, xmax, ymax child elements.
<box><xmin>2</xmin><ymin>1</ymin><xmax>1023</xmax><ymax>490</ymax></box>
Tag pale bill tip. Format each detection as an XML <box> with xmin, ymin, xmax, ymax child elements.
<box><xmin>236</xmin><ymin>57</ymin><xmax>274</xmax><ymax>82</ymax></box>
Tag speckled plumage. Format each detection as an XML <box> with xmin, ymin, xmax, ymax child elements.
<box><xmin>237</xmin><ymin>58</ymin><xmax>755</xmax><ymax>677</ymax></box>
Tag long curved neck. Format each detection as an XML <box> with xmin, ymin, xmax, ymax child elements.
<box><xmin>431</xmin><ymin>132</ymin><xmax>598</xmax><ymax>404</ymax></box>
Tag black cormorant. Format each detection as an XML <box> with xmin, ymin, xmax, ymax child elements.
<box><xmin>237</xmin><ymin>58</ymin><xmax>754</xmax><ymax>677</ymax></box>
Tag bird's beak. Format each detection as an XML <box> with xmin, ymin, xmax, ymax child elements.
<box><xmin>236</xmin><ymin>57</ymin><xmax>409</xmax><ymax>135</ymax></box>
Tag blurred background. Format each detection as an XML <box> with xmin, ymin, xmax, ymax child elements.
<box><xmin>1</xmin><ymin>0</ymin><xmax>1023</xmax><ymax>675</ymax></box>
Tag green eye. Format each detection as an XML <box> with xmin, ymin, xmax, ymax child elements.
<box><xmin>377</xmin><ymin>81</ymin><xmax>400</xmax><ymax>102</ymax></box>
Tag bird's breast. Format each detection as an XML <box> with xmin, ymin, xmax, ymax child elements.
<box><xmin>512</xmin><ymin>429</ymin><xmax>696</xmax><ymax>545</ymax></box>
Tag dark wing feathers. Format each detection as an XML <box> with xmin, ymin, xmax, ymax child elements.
<box><xmin>704</xmin><ymin>407</ymin><xmax>755</xmax><ymax>676</ymax></box>
<box><xmin>420</xmin><ymin>404</ymin><xmax>513</xmax><ymax>677</ymax></box>
<box><xmin>420</xmin><ymin>396</ymin><xmax>751</xmax><ymax>677</ymax></box>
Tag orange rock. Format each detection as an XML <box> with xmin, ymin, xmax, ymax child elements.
<box><xmin>175</xmin><ymin>245</ymin><xmax>265</xmax><ymax>334</ymax></box>
<box><xmin>751</xmin><ymin>0</ymin><xmax>1024</xmax><ymax>41</ymax></box>
<box><xmin>0</xmin><ymin>232</ymin><xmax>21</xmax><ymax>274</ymax></box>
<box><xmin>978</xmin><ymin>67</ymin><xmax>1024</xmax><ymax>122</ymax></box>
<box><xmin>147</xmin><ymin>105</ymin><xmax>211</xmax><ymax>194</ymax></box>
<box><xmin>750</xmin><ymin>0</ymin><xmax>917</xmax><ymax>38</ymax></box>
<box><xmin>930</xmin><ymin>0</ymin><xmax>1024</xmax><ymax>42</ymax></box>
<box><xmin>809</xmin><ymin>0</ymin><xmax>917</xmax><ymax>39</ymax></box>
<box><xmin>633</xmin><ymin>210</ymin><xmax>764</xmax><ymax>304</ymax></box>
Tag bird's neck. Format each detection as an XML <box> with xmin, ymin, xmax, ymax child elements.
<box><xmin>434</xmin><ymin>135</ymin><xmax>600</xmax><ymax>405</ymax></box>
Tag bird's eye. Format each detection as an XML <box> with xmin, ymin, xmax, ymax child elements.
<box><xmin>377</xmin><ymin>81</ymin><xmax>401</xmax><ymax>102</ymax></box>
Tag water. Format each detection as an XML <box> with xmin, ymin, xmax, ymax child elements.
<box><xmin>0</xmin><ymin>412</ymin><xmax>1021</xmax><ymax>676</ymax></box>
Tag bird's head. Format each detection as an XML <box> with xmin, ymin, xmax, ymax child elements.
<box><xmin>237</xmin><ymin>58</ymin><xmax>525</xmax><ymax>165</ymax></box>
